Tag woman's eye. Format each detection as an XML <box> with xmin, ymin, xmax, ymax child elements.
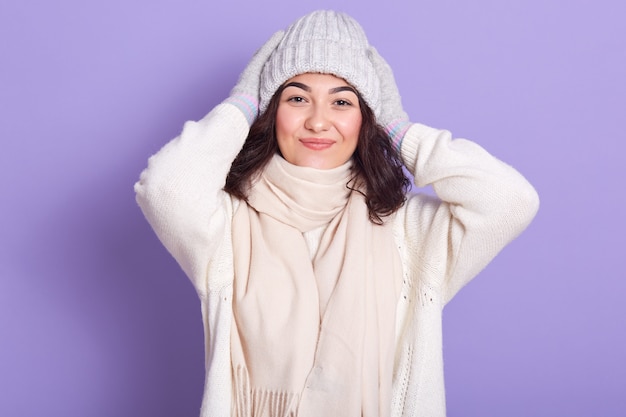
<box><xmin>334</xmin><ymin>99</ymin><xmax>352</xmax><ymax>106</ymax></box>
<box><xmin>287</xmin><ymin>96</ymin><xmax>305</xmax><ymax>103</ymax></box>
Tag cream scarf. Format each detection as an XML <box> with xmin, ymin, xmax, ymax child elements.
<box><xmin>231</xmin><ymin>154</ymin><xmax>402</xmax><ymax>417</ymax></box>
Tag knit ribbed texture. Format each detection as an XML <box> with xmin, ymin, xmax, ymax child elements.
<box><xmin>224</xmin><ymin>94</ymin><xmax>259</xmax><ymax>126</ymax></box>
<box><xmin>386</xmin><ymin>119</ymin><xmax>413</xmax><ymax>151</ymax></box>
<box><xmin>260</xmin><ymin>10</ymin><xmax>381</xmax><ymax>117</ymax></box>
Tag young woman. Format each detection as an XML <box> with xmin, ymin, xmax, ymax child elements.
<box><xmin>135</xmin><ymin>10</ymin><xmax>539</xmax><ymax>417</ymax></box>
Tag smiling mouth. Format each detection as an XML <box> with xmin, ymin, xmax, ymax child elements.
<box><xmin>299</xmin><ymin>138</ymin><xmax>335</xmax><ymax>150</ymax></box>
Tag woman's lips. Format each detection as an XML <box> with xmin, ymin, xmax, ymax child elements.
<box><xmin>299</xmin><ymin>138</ymin><xmax>335</xmax><ymax>150</ymax></box>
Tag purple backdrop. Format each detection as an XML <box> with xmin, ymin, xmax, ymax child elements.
<box><xmin>1</xmin><ymin>0</ymin><xmax>624</xmax><ymax>416</ymax></box>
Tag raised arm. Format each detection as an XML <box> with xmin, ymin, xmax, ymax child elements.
<box><xmin>369</xmin><ymin>47</ymin><xmax>539</xmax><ymax>304</ymax></box>
<box><xmin>401</xmin><ymin>124</ymin><xmax>539</xmax><ymax>302</ymax></box>
<box><xmin>134</xmin><ymin>31</ymin><xmax>284</xmax><ymax>295</ymax></box>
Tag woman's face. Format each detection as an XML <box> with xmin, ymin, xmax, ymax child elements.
<box><xmin>275</xmin><ymin>73</ymin><xmax>362</xmax><ymax>170</ymax></box>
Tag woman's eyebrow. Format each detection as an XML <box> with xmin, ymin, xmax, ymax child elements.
<box><xmin>283</xmin><ymin>82</ymin><xmax>310</xmax><ymax>91</ymax></box>
<box><xmin>329</xmin><ymin>86</ymin><xmax>358</xmax><ymax>95</ymax></box>
<box><xmin>283</xmin><ymin>82</ymin><xmax>357</xmax><ymax>96</ymax></box>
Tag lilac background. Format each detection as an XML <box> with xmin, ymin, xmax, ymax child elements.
<box><xmin>1</xmin><ymin>0</ymin><xmax>624</xmax><ymax>416</ymax></box>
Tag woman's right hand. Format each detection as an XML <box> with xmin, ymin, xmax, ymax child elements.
<box><xmin>226</xmin><ymin>30</ymin><xmax>285</xmax><ymax>125</ymax></box>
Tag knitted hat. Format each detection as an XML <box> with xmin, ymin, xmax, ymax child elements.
<box><xmin>259</xmin><ymin>10</ymin><xmax>381</xmax><ymax>117</ymax></box>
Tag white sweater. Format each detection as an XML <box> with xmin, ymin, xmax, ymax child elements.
<box><xmin>135</xmin><ymin>102</ymin><xmax>539</xmax><ymax>417</ymax></box>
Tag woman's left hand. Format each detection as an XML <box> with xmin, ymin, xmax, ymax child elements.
<box><xmin>368</xmin><ymin>47</ymin><xmax>412</xmax><ymax>150</ymax></box>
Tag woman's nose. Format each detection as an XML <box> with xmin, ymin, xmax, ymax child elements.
<box><xmin>304</xmin><ymin>105</ymin><xmax>330</xmax><ymax>132</ymax></box>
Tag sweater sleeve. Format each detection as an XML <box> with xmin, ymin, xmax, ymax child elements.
<box><xmin>134</xmin><ymin>103</ymin><xmax>249</xmax><ymax>296</ymax></box>
<box><xmin>398</xmin><ymin>123</ymin><xmax>540</xmax><ymax>304</ymax></box>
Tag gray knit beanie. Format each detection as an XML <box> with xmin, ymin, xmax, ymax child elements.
<box><xmin>259</xmin><ymin>10</ymin><xmax>381</xmax><ymax>117</ymax></box>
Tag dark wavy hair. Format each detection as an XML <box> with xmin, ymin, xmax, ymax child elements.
<box><xmin>224</xmin><ymin>83</ymin><xmax>410</xmax><ymax>224</ymax></box>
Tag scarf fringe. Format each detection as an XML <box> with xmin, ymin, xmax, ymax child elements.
<box><xmin>233</xmin><ymin>365</ymin><xmax>299</xmax><ymax>417</ymax></box>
